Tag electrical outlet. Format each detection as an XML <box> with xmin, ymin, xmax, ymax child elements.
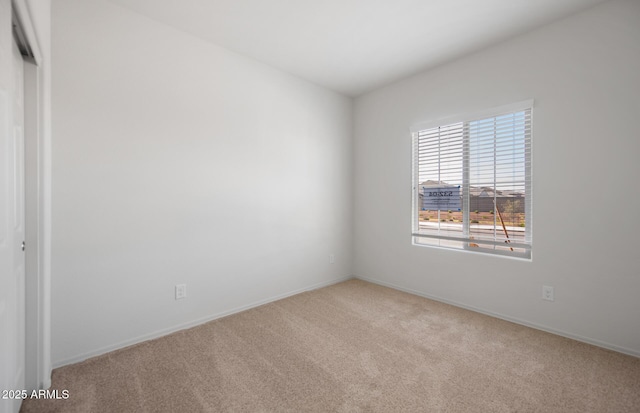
<box><xmin>542</xmin><ymin>285</ymin><xmax>554</xmax><ymax>302</ymax></box>
<box><xmin>329</xmin><ymin>254</ymin><xmax>335</xmax><ymax>264</ymax></box>
<box><xmin>175</xmin><ymin>284</ymin><xmax>187</xmax><ymax>300</ymax></box>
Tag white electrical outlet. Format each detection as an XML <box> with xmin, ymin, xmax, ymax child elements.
<box><xmin>175</xmin><ymin>284</ymin><xmax>187</xmax><ymax>300</ymax></box>
<box><xmin>542</xmin><ymin>285</ymin><xmax>554</xmax><ymax>301</ymax></box>
<box><xmin>329</xmin><ymin>254</ymin><xmax>335</xmax><ymax>264</ymax></box>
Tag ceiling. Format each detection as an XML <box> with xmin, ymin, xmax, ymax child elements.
<box><xmin>108</xmin><ymin>0</ymin><xmax>608</xmax><ymax>97</ymax></box>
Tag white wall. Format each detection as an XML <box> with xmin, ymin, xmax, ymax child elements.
<box><xmin>354</xmin><ymin>0</ymin><xmax>640</xmax><ymax>355</ymax></box>
<box><xmin>52</xmin><ymin>0</ymin><xmax>352</xmax><ymax>366</ymax></box>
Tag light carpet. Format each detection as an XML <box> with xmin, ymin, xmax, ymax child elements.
<box><xmin>21</xmin><ymin>279</ymin><xmax>640</xmax><ymax>412</ymax></box>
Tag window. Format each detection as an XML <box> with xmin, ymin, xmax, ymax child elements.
<box><xmin>411</xmin><ymin>101</ymin><xmax>532</xmax><ymax>259</ymax></box>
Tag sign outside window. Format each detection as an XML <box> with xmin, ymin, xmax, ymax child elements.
<box><xmin>422</xmin><ymin>186</ymin><xmax>461</xmax><ymax>211</ymax></box>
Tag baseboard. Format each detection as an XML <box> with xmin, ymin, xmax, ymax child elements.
<box><xmin>54</xmin><ymin>275</ymin><xmax>354</xmax><ymax>368</ymax></box>
<box><xmin>356</xmin><ymin>275</ymin><xmax>640</xmax><ymax>359</ymax></box>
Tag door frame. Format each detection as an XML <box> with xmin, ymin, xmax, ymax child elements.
<box><xmin>12</xmin><ymin>0</ymin><xmax>51</xmax><ymax>391</ymax></box>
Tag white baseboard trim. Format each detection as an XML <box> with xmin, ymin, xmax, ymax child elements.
<box><xmin>54</xmin><ymin>275</ymin><xmax>354</xmax><ymax>368</ymax></box>
<box><xmin>356</xmin><ymin>275</ymin><xmax>640</xmax><ymax>359</ymax></box>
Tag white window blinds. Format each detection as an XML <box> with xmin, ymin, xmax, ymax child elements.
<box><xmin>412</xmin><ymin>102</ymin><xmax>532</xmax><ymax>259</ymax></box>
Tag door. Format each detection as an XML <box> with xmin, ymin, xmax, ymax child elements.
<box><xmin>12</xmin><ymin>34</ymin><xmax>27</xmax><ymax>410</ymax></box>
<box><xmin>0</xmin><ymin>35</ymin><xmax>26</xmax><ymax>413</ymax></box>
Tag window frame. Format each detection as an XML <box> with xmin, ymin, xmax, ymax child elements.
<box><xmin>411</xmin><ymin>100</ymin><xmax>533</xmax><ymax>260</ymax></box>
